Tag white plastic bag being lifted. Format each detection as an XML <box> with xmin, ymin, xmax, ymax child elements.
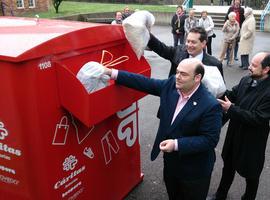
<box><xmin>76</xmin><ymin>50</ymin><xmax>129</xmax><ymax>93</ymax></box>
<box><xmin>122</xmin><ymin>10</ymin><xmax>155</xmax><ymax>60</ymax></box>
<box><xmin>202</xmin><ymin>65</ymin><xmax>226</xmax><ymax>98</ymax></box>
<box><xmin>76</xmin><ymin>61</ymin><xmax>110</xmax><ymax>93</ymax></box>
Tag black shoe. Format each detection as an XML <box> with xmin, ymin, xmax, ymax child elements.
<box><xmin>238</xmin><ymin>65</ymin><xmax>243</xmax><ymax>68</ymax></box>
<box><xmin>206</xmin><ymin>194</ymin><xmax>226</xmax><ymax>200</ymax></box>
<box><xmin>242</xmin><ymin>66</ymin><xmax>248</xmax><ymax>70</ymax></box>
<box><xmin>234</xmin><ymin>57</ymin><xmax>239</xmax><ymax>61</ymax></box>
<box><xmin>206</xmin><ymin>195</ymin><xmax>216</xmax><ymax>200</ymax></box>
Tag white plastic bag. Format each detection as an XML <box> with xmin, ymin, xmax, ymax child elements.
<box><xmin>76</xmin><ymin>51</ymin><xmax>129</xmax><ymax>93</ymax></box>
<box><xmin>122</xmin><ymin>10</ymin><xmax>155</xmax><ymax>60</ymax></box>
<box><xmin>202</xmin><ymin>65</ymin><xmax>226</xmax><ymax>98</ymax></box>
<box><xmin>76</xmin><ymin>61</ymin><xmax>110</xmax><ymax>93</ymax></box>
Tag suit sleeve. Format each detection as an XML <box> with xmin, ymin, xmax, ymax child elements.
<box><xmin>226</xmin><ymin>94</ymin><xmax>270</xmax><ymax>127</ymax></box>
<box><xmin>217</xmin><ymin>61</ymin><xmax>224</xmax><ymax>78</ymax></box>
<box><xmin>116</xmin><ymin>70</ymin><xmax>167</xmax><ymax>96</ymax></box>
<box><xmin>147</xmin><ymin>33</ymin><xmax>176</xmax><ymax>62</ymax></box>
<box><xmin>219</xmin><ymin>83</ymin><xmax>239</xmax><ymax>125</ymax></box>
<box><xmin>177</xmin><ymin>103</ymin><xmax>222</xmax><ymax>155</ymax></box>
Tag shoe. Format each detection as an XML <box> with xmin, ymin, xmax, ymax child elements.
<box><xmin>206</xmin><ymin>193</ymin><xmax>227</xmax><ymax>200</ymax></box>
<box><xmin>206</xmin><ymin>196</ymin><xmax>226</xmax><ymax>200</ymax></box>
<box><xmin>206</xmin><ymin>195</ymin><xmax>216</xmax><ymax>200</ymax></box>
<box><xmin>238</xmin><ymin>65</ymin><xmax>243</xmax><ymax>68</ymax></box>
<box><xmin>227</xmin><ymin>62</ymin><xmax>233</xmax><ymax>67</ymax></box>
<box><xmin>242</xmin><ymin>66</ymin><xmax>248</xmax><ymax>70</ymax></box>
<box><xmin>234</xmin><ymin>57</ymin><xmax>239</xmax><ymax>61</ymax></box>
<box><xmin>206</xmin><ymin>195</ymin><xmax>224</xmax><ymax>200</ymax></box>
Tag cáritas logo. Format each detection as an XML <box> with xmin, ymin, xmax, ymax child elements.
<box><xmin>0</xmin><ymin>122</ymin><xmax>8</xmax><ymax>140</ymax></box>
<box><xmin>0</xmin><ymin>143</ymin><xmax>21</xmax><ymax>157</ymax></box>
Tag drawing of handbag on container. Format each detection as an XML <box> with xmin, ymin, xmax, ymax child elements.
<box><xmin>52</xmin><ymin>116</ymin><xmax>69</xmax><ymax>145</ymax></box>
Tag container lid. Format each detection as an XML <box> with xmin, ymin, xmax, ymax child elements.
<box><xmin>0</xmin><ymin>17</ymin><xmax>125</xmax><ymax>62</ymax></box>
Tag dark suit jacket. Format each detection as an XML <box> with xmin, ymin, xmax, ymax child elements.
<box><xmin>222</xmin><ymin>76</ymin><xmax>270</xmax><ymax>178</ymax></box>
<box><xmin>116</xmin><ymin>71</ymin><xmax>223</xmax><ymax>180</ymax></box>
<box><xmin>147</xmin><ymin>33</ymin><xmax>223</xmax><ymax>77</ymax></box>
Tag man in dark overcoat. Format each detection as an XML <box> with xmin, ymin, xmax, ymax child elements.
<box><xmin>211</xmin><ymin>52</ymin><xmax>270</xmax><ymax>200</ymax></box>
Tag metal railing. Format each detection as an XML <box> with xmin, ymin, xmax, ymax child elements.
<box><xmin>260</xmin><ymin>0</ymin><xmax>270</xmax><ymax>31</ymax></box>
<box><xmin>1</xmin><ymin>1</ymin><xmax>14</xmax><ymax>16</ymax></box>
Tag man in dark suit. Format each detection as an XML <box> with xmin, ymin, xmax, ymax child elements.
<box><xmin>104</xmin><ymin>58</ymin><xmax>223</xmax><ymax>200</ymax></box>
<box><xmin>210</xmin><ymin>52</ymin><xmax>270</xmax><ymax>200</ymax></box>
<box><xmin>148</xmin><ymin>27</ymin><xmax>223</xmax><ymax>77</ymax></box>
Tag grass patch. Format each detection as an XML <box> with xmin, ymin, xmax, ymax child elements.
<box><xmin>22</xmin><ymin>1</ymin><xmax>178</xmax><ymax>18</ymax></box>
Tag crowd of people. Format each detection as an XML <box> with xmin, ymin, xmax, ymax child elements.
<box><xmin>111</xmin><ymin>6</ymin><xmax>131</xmax><ymax>25</ymax></box>
<box><xmin>107</xmin><ymin>2</ymin><xmax>269</xmax><ymax>200</ymax></box>
<box><xmin>169</xmin><ymin>0</ymin><xmax>256</xmax><ymax>70</ymax></box>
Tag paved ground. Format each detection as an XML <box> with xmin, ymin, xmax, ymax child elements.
<box><xmin>125</xmin><ymin>25</ymin><xmax>270</xmax><ymax>200</ymax></box>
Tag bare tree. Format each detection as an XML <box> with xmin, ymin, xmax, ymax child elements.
<box><xmin>53</xmin><ymin>0</ymin><xmax>63</xmax><ymax>13</ymax></box>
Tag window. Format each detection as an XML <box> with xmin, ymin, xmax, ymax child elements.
<box><xmin>28</xmin><ymin>0</ymin><xmax>35</xmax><ymax>8</ymax></box>
<box><xmin>16</xmin><ymin>0</ymin><xmax>24</xmax><ymax>8</ymax></box>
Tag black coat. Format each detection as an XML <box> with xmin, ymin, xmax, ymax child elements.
<box><xmin>171</xmin><ymin>14</ymin><xmax>186</xmax><ymax>34</ymax></box>
<box><xmin>147</xmin><ymin>34</ymin><xmax>223</xmax><ymax>77</ymax></box>
<box><xmin>222</xmin><ymin>75</ymin><xmax>270</xmax><ymax>178</ymax></box>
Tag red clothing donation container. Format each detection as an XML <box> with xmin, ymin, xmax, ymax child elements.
<box><xmin>0</xmin><ymin>17</ymin><xmax>151</xmax><ymax>200</ymax></box>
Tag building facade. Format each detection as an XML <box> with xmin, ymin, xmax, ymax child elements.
<box><xmin>1</xmin><ymin>0</ymin><xmax>50</xmax><ymax>16</ymax></box>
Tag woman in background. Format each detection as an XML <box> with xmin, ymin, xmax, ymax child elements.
<box><xmin>199</xmin><ymin>10</ymin><xmax>215</xmax><ymax>55</ymax></box>
<box><xmin>219</xmin><ymin>12</ymin><xmax>240</xmax><ymax>66</ymax></box>
<box><xmin>238</xmin><ymin>7</ymin><xmax>256</xmax><ymax>70</ymax></box>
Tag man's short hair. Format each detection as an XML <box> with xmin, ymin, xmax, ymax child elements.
<box><xmin>261</xmin><ymin>53</ymin><xmax>270</xmax><ymax>74</ymax></box>
<box><xmin>189</xmin><ymin>27</ymin><xmax>208</xmax><ymax>43</ymax></box>
<box><xmin>194</xmin><ymin>63</ymin><xmax>205</xmax><ymax>79</ymax></box>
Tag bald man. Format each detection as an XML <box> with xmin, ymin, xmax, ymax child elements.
<box><xmin>210</xmin><ymin>52</ymin><xmax>270</xmax><ymax>200</ymax></box>
<box><xmin>104</xmin><ymin>58</ymin><xmax>222</xmax><ymax>200</ymax></box>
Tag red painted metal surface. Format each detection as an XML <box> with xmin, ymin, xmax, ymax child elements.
<box><xmin>0</xmin><ymin>17</ymin><xmax>150</xmax><ymax>200</ymax></box>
